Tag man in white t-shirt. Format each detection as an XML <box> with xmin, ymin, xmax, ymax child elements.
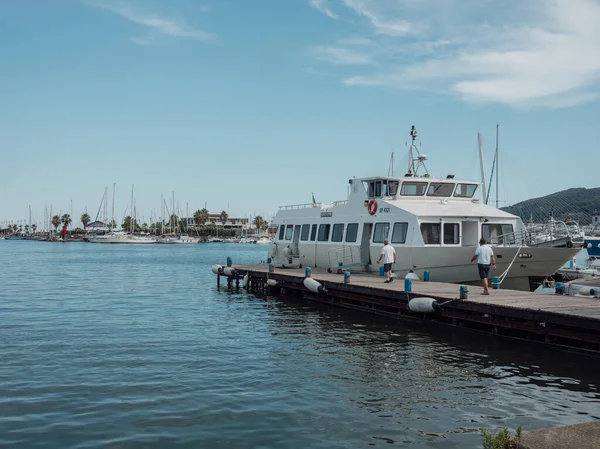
<box><xmin>470</xmin><ymin>237</ymin><xmax>496</xmax><ymax>295</ymax></box>
<box><xmin>377</xmin><ymin>239</ymin><xmax>396</xmax><ymax>283</ymax></box>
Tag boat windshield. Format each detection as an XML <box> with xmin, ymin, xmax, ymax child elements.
<box><xmin>453</xmin><ymin>183</ymin><xmax>477</xmax><ymax>198</ymax></box>
<box><xmin>400</xmin><ymin>181</ymin><xmax>427</xmax><ymax>196</ymax></box>
<box><xmin>426</xmin><ymin>182</ymin><xmax>455</xmax><ymax>197</ymax></box>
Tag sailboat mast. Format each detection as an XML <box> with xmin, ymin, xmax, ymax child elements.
<box><xmin>161</xmin><ymin>194</ymin><xmax>164</xmax><ymax>234</ymax></box>
<box><xmin>111</xmin><ymin>183</ymin><xmax>116</xmax><ymax>231</ymax></box>
<box><xmin>478</xmin><ymin>132</ymin><xmax>487</xmax><ymax>203</ymax></box>
<box><xmin>495</xmin><ymin>124</ymin><xmax>499</xmax><ymax>209</ymax></box>
<box><xmin>130</xmin><ymin>185</ymin><xmax>134</xmax><ymax>234</ymax></box>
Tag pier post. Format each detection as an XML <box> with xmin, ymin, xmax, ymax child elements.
<box><xmin>217</xmin><ymin>274</ymin><xmax>221</xmax><ymax>288</ymax></box>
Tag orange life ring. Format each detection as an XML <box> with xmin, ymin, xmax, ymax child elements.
<box><xmin>367</xmin><ymin>199</ymin><xmax>378</xmax><ymax>215</ymax></box>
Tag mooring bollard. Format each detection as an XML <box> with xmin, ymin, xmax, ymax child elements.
<box><xmin>226</xmin><ymin>256</ymin><xmax>232</xmax><ymax>267</ymax></box>
<box><xmin>379</xmin><ymin>266</ymin><xmax>385</xmax><ymax>276</ymax></box>
<box><xmin>343</xmin><ymin>271</ymin><xmax>351</xmax><ymax>284</ymax></box>
<box><xmin>267</xmin><ymin>257</ymin><xmax>272</xmax><ymax>264</ymax></box>
<box><xmin>424</xmin><ymin>270</ymin><xmax>430</xmax><ymax>282</ymax></box>
<box><xmin>269</xmin><ymin>263</ymin><xmax>274</xmax><ymax>273</ymax></box>
<box><xmin>305</xmin><ymin>266</ymin><xmax>311</xmax><ymax>278</ymax></box>
<box><xmin>459</xmin><ymin>285</ymin><xmax>469</xmax><ymax>299</ymax></box>
<box><xmin>492</xmin><ymin>276</ymin><xmax>500</xmax><ymax>289</ymax></box>
<box><xmin>404</xmin><ymin>277</ymin><xmax>412</xmax><ymax>292</ymax></box>
<box><xmin>555</xmin><ymin>282</ymin><xmax>565</xmax><ymax>295</ymax></box>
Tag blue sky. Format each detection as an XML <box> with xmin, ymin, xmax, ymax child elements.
<box><xmin>1</xmin><ymin>0</ymin><xmax>598</xmax><ymax>228</ymax></box>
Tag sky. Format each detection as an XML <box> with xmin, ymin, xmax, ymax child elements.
<box><xmin>1</xmin><ymin>0</ymin><xmax>599</xmax><ymax>228</ymax></box>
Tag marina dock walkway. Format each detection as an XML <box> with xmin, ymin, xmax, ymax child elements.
<box><xmin>227</xmin><ymin>264</ymin><xmax>600</xmax><ymax>354</ymax></box>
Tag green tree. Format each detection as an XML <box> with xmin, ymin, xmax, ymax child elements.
<box><xmin>169</xmin><ymin>214</ymin><xmax>179</xmax><ymax>232</ymax></box>
<box><xmin>61</xmin><ymin>214</ymin><xmax>72</xmax><ymax>228</ymax></box>
<box><xmin>253</xmin><ymin>215</ymin><xmax>263</xmax><ymax>231</ymax></box>
<box><xmin>220</xmin><ymin>210</ymin><xmax>228</xmax><ymax>226</ymax></box>
<box><xmin>122</xmin><ymin>216</ymin><xmax>133</xmax><ymax>231</ymax></box>
<box><xmin>109</xmin><ymin>219</ymin><xmax>117</xmax><ymax>230</ymax></box>
<box><xmin>51</xmin><ymin>215</ymin><xmax>61</xmax><ymax>231</ymax></box>
<box><xmin>12</xmin><ymin>224</ymin><xmax>18</xmax><ymax>232</ymax></box>
<box><xmin>24</xmin><ymin>224</ymin><xmax>30</xmax><ymax>233</ymax></box>
<box><xmin>81</xmin><ymin>213</ymin><xmax>91</xmax><ymax>229</ymax></box>
<box><xmin>31</xmin><ymin>224</ymin><xmax>37</xmax><ymax>233</ymax></box>
<box><xmin>194</xmin><ymin>208</ymin><xmax>209</xmax><ymax>225</ymax></box>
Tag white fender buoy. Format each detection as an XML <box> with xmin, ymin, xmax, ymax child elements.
<box><xmin>405</xmin><ymin>271</ymin><xmax>420</xmax><ymax>281</ymax></box>
<box><xmin>408</xmin><ymin>297</ymin><xmax>439</xmax><ymax>313</ymax></box>
<box><xmin>242</xmin><ymin>274</ymin><xmax>249</xmax><ymax>288</ymax></box>
<box><xmin>223</xmin><ymin>267</ymin><xmax>237</xmax><ymax>277</ymax></box>
<box><xmin>211</xmin><ymin>264</ymin><xmax>224</xmax><ymax>275</ymax></box>
<box><xmin>267</xmin><ymin>279</ymin><xmax>278</xmax><ymax>287</ymax></box>
<box><xmin>578</xmin><ymin>286</ymin><xmax>594</xmax><ymax>296</ymax></box>
<box><xmin>304</xmin><ymin>277</ymin><xmax>325</xmax><ymax>294</ymax></box>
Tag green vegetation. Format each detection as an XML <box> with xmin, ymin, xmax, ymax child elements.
<box><xmin>61</xmin><ymin>214</ymin><xmax>72</xmax><ymax>228</ymax></box>
<box><xmin>81</xmin><ymin>213</ymin><xmax>90</xmax><ymax>229</ymax></box>
<box><xmin>51</xmin><ymin>215</ymin><xmax>61</xmax><ymax>230</ymax></box>
<box><xmin>480</xmin><ymin>426</ymin><xmax>522</xmax><ymax>449</ymax></box>
<box><xmin>502</xmin><ymin>187</ymin><xmax>600</xmax><ymax>224</ymax></box>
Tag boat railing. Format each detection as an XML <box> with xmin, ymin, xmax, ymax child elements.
<box><xmin>278</xmin><ymin>203</ymin><xmax>322</xmax><ymax>210</ymax></box>
<box><xmin>327</xmin><ymin>246</ymin><xmax>363</xmax><ymax>271</ymax></box>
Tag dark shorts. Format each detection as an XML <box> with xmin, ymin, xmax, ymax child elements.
<box><xmin>478</xmin><ymin>263</ymin><xmax>491</xmax><ymax>279</ymax></box>
<box><xmin>384</xmin><ymin>263</ymin><xmax>392</xmax><ymax>272</ymax></box>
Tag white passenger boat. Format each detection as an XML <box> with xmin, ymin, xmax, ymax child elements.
<box><xmin>268</xmin><ymin>126</ymin><xmax>580</xmax><ymax>292</ymax></box>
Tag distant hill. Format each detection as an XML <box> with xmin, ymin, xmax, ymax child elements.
<box><xmin>501</xmin><ymin>187</ymin><xmax>600</xmax><ymax>224</ymax></box>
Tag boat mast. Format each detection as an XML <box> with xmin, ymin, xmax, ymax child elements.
<box><xmin>478</xmin><ymin>132</ymin><xmax>487</xmax><ymax>203</ymax></box>
<box><xmin>130</xmin><ymin>185</ymin><xmax>134</xmax><ymax>234</ymax></box>
<box><xmin>111</xmin><ymin>183</ymin><xmax>116</xmax><ymax>231</ymax></box>
<box><xmin>495</xmin><ymin>124</ymin><xmax>499</xmax><ymax>209</ymax></box>
<box><xmin>29</xmin><ymin>205</ymin><xmax>31</xmax><ymax>234</ymax></box>
<box><xmin>161</xmin><ymin>194</ymin><xmax>164</xmax><ymax>234</ymax></box>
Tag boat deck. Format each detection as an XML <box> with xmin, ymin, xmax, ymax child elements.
<box><xmin>223</xmin><ymin>264</ymin><xmax>600</xmax><ymax>354</ymax></box>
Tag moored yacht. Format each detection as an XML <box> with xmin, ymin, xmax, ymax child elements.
<box><xmin>269</xmin><ymin>126</ymin><xmax>580</xmax><ymax>292</ymax></box>
<box><xmin>88</xmin><ymin>231</ymin><xmax>155</xmax><ymax>244</ymax></box>
<box><xmin>155</xmin><ymin>234</ymin><xmax>199</xmax><ymax>244</ymax></box>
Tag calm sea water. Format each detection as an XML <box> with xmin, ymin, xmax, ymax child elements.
<box><xmin>1</xmin><ymin>242</ymin><xmax>599</xmax><ymax>448</ymax></box>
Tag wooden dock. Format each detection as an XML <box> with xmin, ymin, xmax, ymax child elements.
<box><xmin>219</xmin><ymin>263</ymin><xmax>600</xmax><ymax>355</ymax></box>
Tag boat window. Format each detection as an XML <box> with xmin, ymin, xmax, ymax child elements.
<box><xmin>300</xmin><ymin>224</ymin><xmax>310</xmax><ymax>241</ymax></box>
<box><xmin>278</xmin><ymin>225</ymin><xmax>285</xmax><ymax>241</ymax></box>
<box><xmin>310</xmin><ymin>224</ymin><xmax>317</xmax><ymax>241</ymax></box>
<box><xmin>400</xmin><ymin>182</ymin><xmax>427</xmax><ymax>196</ymax></box>
<box><xmin>421</xmin><ymin>223</ymin><xmax>441</xmax><ymax>244</ymax></box>
<box><xmin>482</xmin><ymin>224</ymin><xmax>514</xmax><ymax>244</ymax></box>
<box><xmin>427</xmin><ymin>183</ymin><xmax>455</xmax><ymax>197</ymax></box>
<box><xmin>454</xmin><ymin>183</ymin><xmax>477</xmax><ymax>198</ymax></box>
<box><xmin>373</xmin><ymin>223</ymin><xmax>390</xmax><ymax>243</ymax></box>
<box><xmin>346</xmin><ymin>223</ymin><xmax>359</xmax><ymax>242</ymax></box>
<box><xmin>365</xmin><ymin>180</ymin><xmax>383</xmax><ymax>198</ymax></box>
<box><xmin>443</xmin><ymin>223</ymin><xmax>460</xmax><ymax>244</ymax></box>
<box><xmin>318</xmin><ymin>224</ymin><xmax>331</xmax><ymax>242</ymax></box>
<box><xmin>285</xmin><ymin>225</ymin><xmax>293</xmax><ymax>240</ymax></box>
<box><xmin>388</xmin><ymin>181</ymin><xmax>399</xmax><ymax>196</ymax></box>
<box><xmin>331</xmin><ymin>224</ymin><xmax>344</xmax><ymax>242</ymax></box>
<box><xmin>391</xmin><ymin>222</ymin><xmax>408</xmax><ymax>244</ymax></box>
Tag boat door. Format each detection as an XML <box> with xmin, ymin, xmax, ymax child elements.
<box><xmin>360</xmin><ymin>223</ymin><xmax>373</xmax><ymax>265</ymax></box>
<box><xmin>291</xmin><ymin>225</ymin><xmax>301</xmax><ymax>256</ymax></box>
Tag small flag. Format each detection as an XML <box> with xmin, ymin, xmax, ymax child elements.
<box><xmin>312</xmin><ymin>193</ymin><xmax>317</xmax><ymax>207</ymax></box>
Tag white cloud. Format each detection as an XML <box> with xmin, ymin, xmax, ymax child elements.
<box><xmin>83</xmin><ymin>0</ymin><xmax>216</xmax><ymax>44</ymax></box>
<box><xmin>309</xmin><ymin>0</ymin><xmax>339</xmax><ymax>20</ymax></box>
<box><xmin>312</xmin><ymin>45</ymin><xmax>373</xmax><ymax>65</ymax></box>
<box><xmin>309</xmin><ymin>0</ymin><xmax>600</xmax><ymax>108</ymax></box>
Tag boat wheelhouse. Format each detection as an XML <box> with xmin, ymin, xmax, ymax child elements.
<box><xmin>269</xmin><ymin>127</ymin><xmax>580</xmax><ymax>291</ymax></box>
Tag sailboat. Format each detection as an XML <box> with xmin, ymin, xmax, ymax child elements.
<box><xmin>155</xmin><ymin>192</ymin><xmax>199</xmax><ymax>244</ymax></box>
<box><xmin>88</xmin><ymin>185</ymin><xmax>155</xmax><ymax>244</ymax></box>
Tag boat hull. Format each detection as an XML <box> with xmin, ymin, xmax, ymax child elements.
<box><xmin>270</xmin><ymin>242</ymin><xmax>580</xmax><ymax>291</ymax></box>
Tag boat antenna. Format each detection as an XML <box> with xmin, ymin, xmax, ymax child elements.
<box><xmin>495</xmin><ymin>123</ymin><xmax>499</xmax><ymax>209</ymax></box>
<box><xmin>407</xmin><ymin>125</ymin><xmax>429</xmax><ymax>176</ymax></box>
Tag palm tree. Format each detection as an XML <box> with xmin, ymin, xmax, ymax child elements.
<box><xmin>261</xmin><ymin>220</ymin><xmax>269</xmax><ymax>232</ymax></box>
<box><xmin>32</xmin><ymin>224</ymin><xmax>37</xmax><ymax>233</ymax></box>
<box><xmin>220</xmin><ymin>210</ymin><xmax>228</xmax><ymax>227</ymax></box>
<box><xmin>11</xmin><ymin>224</ymin><xmax>18</xmax><ymax>233</ymax></box>
<box><xmin>24</xmin><ymin>224</ymin><xmax>30</xmax><ymax>234</ymax></box>
<box><xmin>193</xmin><ymin>209</ymin><xmax>209</xmax><ymax>226</ymax></box>
<box><xmin>122</xmin><ymin>216</ymin><xmax>133</xmax><ymax>231</ymax></box>
<box><xmin>51</xmin><ymin>215</ymin><xmax>61</xmax><ymax>231</ymax></box>
<box><xmin>81</xmin><ymin>213</ymin><xmax>91</xmax><ymax>229</ymax></box>
<box><xmin>253</xmin><ymin>216</ymin><xmax>263</xmax><ymax>232</ymax></box>
<box><xmin>61</xmin><ymin>214</ymin><xmax>72</xmax><ymax>228</ymax></box>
